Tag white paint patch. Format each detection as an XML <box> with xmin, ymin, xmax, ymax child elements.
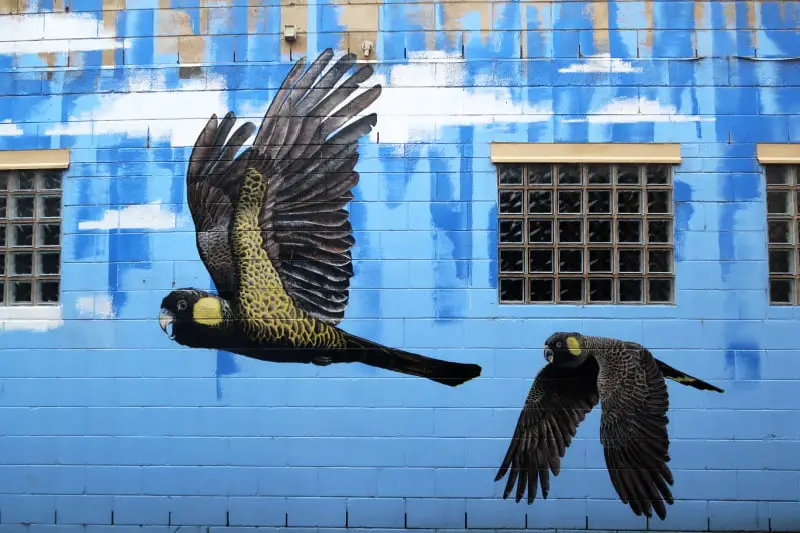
<box><xmin>0</xmin><ymin>13</ymin><xmax>128</xmax><ymax>55</ymax></box>
<box><xmin>405</xmin><ymin>50</ymin><xmax>465</xmax><ymax>62</ymax></box>
<box><xmin>563</xmin><ymin>97</ymin><xmax>715</xmax><ymax>124</ymax></box>
<box><xmin>76</xmin><ymin>294</ymin><xmax>114</xmax><ymax>318</ymax></box>
<box><xmin>558</xmin><ymin>54</ymin><xmax>643</xmax><ymax>74</ymax></box>
<box><xmin>78</xmin><ymin>201</ymin><xmax>177</xmax><ymax>231</ymax></box>
<box><xmin>0</xmin><ymin>306</ymin><xmax>63</xmax><ymax>332</ymax></box>
<box><xmin>362</xmin><ymin>62</ymin><xmax>553</xmax><ymax>144</ymax></box>
<box><xmin>0</xmin><ymin>120</ymin><xmax>22</xmax><ymax>136</ymax></box>
<box><xmin>44</xmin><ymin>73</ymin><xmax>228</xmax><ymax>147</ymax></box>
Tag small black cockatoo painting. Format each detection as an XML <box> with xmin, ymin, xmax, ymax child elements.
<box><xmin>495</xmin><ymin>332</ymin><xmax>724</xmax><ymax>520</ymax></box>
<box><xmin>158</xmin><ymin>49</ymin><xmax>481</xmax><ymax>387</ymax></box>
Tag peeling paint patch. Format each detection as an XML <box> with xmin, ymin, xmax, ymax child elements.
<box><xmin>366</xmin><ymin>62</ymin><xmax>552</xmax><ymax>143</ymax></box>
<box><xmin>563</xmin><ymin>97</ymin><xmax>716</xmax><ymax>124</ymax></box>
<box><xmin>0</xmin><ymin>306</ymin><xmax>63</xmax><ymax>332</ymax></box>
<box><xmin>558</xmin><ymin>53</ymin><xmax>643</xmax><ymax>73</ymax></box>
<box><xmin>78</xmin><ymin>202</ymin><xmax>177</xmax><ymax>231</ymax></box>
<box><xmin>76</xmin><ymin>294</ymin><xmax>115</xmax><ymax>319</ymax></box>
<box><xmin>0</xmin><ymin>119</ymin><xmax>22</xmax><ymax>136</ymax></box>
<box><xmin>0</xmin><ymin>12</ymin><xmax>128</xmax><ymax>55</ymax></box>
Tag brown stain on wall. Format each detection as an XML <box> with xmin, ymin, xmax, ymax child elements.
<box><xmin>694</xmin><ymin>1</ymin><xmax>707</xmax><ymax>29</ymax></box>
<box><xmin>746</xmin><ymin>0</ymin><xmax>758</xmax><ymax>50</ymax></box>
<box><xmin>642</xmin><ymin>0</ymin><xmax>654</xmax><ymax>50</ymax></box>
<box><xmin>586</xmin><ymin>1</ymin><xmax>609</xmax><ymax>54</ymax></box>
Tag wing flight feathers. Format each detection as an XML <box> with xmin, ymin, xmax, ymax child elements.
<box><xmin>496</xmin><ymin>360</ymin><xmax>600</xmax><ymax>504</ymax></box>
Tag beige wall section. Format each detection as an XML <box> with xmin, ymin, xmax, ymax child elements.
<box><xmin>102</xmin><ymin>0</ymin><xmax>125</xmax><ymax>66</ymax></box>
<box><xmin>521</xmin><ymin>3</ymin><xmax>549</xmax><ymax>59</ymax></box>
<box><xmin>281</xmin><ymin>4</ymin><xmax>308</xmax><ymax>59</ymax></box>
<box><xmin>746</xmin><ymin>0</ymin><xmax>759</xmax><ymax>49</ymax></box>
<box><xmin>587</xmin><ymin>1</ymin><xmax>609</xmax><ymax>54</ymax></box>
<box><xmin>0</xmin><ymin>0</ymin><xmax>22</xmax><ymax>14</ymax></box>
<box><xmin>247</xmin><ymin>0</ymin><xmax>267</xmax><ymax>34</ymax></box>
<box><xmin>0</xmin><ymin>150</ymin><xmax>70</xmax><ymax>171</ymax></box>
<box><xmin>154</xmin><ymin>0</ymin><xmax>209</xmax><ymax>64</ymax></box>
<box><xmin>490</xmin><ymin>143</ymin><xmax>682</xmax><ymax>164</ymax></box>
<box><xmin>339</xmin><ymin>4</ymin><xmax>379</xmax><ymax>57</ymax></box>
<box><xmin>757</xmin><ymin>144</ymin><xmax>800</xmax><ymax>165</ymax></box>
<box><xmin>642</xmin><ymin>0</ymin><xmax>653</xmax><ymax>51</ymax></box>
<box><xmin>442</xmin><ymin>1</ymin><xmax>491</xmax><ymax>44</ymax></box>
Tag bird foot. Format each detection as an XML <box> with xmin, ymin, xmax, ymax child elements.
<box><xmin>312</xmin><ymin>355</ymin><xmax>334</xmax><ymax>366</ymax></box>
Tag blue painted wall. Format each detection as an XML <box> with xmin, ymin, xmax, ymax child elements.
<box><xmin>0</xmin><ymin>0</ymin><xmax>798</xmax><ymax>530</ymax></box>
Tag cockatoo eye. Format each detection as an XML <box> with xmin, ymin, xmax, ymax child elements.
<box><xmin>177</xmin><ymin>300</ymin><xmax>188</xmax><ymax>311</ymax></box>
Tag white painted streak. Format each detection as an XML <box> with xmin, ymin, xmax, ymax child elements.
<box><xmin>44</xmin><ymin>74</ymin><xmax>228</xmax><ymax>147</ymax></box>
<box><xmin>363</xmin><ymin>62</ymin><xmax>553</xmax><ymax>144</ymax></box>
<box><xmin>78</xmin><ymin>201</ymin><xmax>177</xmax><ymax>231</ymax></box>
<box><xmin>405</xmin><ymin>50</ymin><xmax>465</xmax><ymax>62</ymax></box>
<box><xmin>76</xmin><ymin>294</ymin><xmax>114</xmax><ymax>318</ymax></box>
<box><xmin>0</xmin><ymin>306</ymin><xmax>63</xmax><ymax>332</ymax></box>
<box><xmin>563</xmin><ymin>97</ymin><xmax>715</xmax><ymax>124</ymax></box>
<box><xmin>0</xmin><ymin>13</ymin><xmax>128</xmax><ymax>55</ymax></box>
<box><xmin>558</xmin><ymin>54</ymin><xmax>643</xmax><ymax>74</ymax></box>
<box><xmin>0</xmin><ymin>120</ymin><xmax>22</xmax><ymax>136</ymax></box>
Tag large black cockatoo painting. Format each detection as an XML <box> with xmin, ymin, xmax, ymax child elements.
<box><xmin>158</xmin><ymin>49</ymin><xmax>482</xmax><ymax>387</ymax></box>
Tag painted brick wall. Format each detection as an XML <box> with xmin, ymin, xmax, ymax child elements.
<box><xmin>0</xmin><ymin>0</ymin><xmax>798</xmax><ymax>531</ymax></box>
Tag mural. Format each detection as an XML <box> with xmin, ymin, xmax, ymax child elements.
<box><xmin>1</xmin><ymin>0</ymin><xmax>799</xmax><ymax>529</ymax></box>
<box><xmin>158</xmin><ymin>48</ymin><xmax>482</xmax><ymax>387</ymax></box>
<box><xmin>496</xmin><ymin>332</ymin><xmax>725</xmax><ymax>520</ymax></box>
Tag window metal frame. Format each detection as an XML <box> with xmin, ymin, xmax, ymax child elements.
<box><xmin>491</xmin><ymin>143</ymin><xmax>680</xmax><ymax>306</ymax></box>
<box><xmin>0</xmin><ymin>149</ymin><xmax>69</xmax><ymax>307</ymax></box>
<box><xmin>758</xmin><ymin>143</ymin><xmax>800</xmax><ymax>305</ymax></box>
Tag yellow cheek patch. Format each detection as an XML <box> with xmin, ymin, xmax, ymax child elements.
<box><xmin>566</xmin><ymin>336</ymin><xmax>582</xmax><ymax>356</ymax></box>
<box><xmin>193</xmin><ymin>297</ymin><xmax>223</xmax><ymax>326</ymax></box>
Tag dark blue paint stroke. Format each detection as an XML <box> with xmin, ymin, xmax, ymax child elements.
<box><xmin>495</xmin><ymin>0</ymin><xmax>520</xmax><ymax>58</ymax></box>
<box><xmin>125</xmin><ymin>10</ymin><xmax>156</xmax><ymax>67</ymax></box>
<box><xmin>380</xmin><ymin>144</ymin><xmax>409</xmax><ymax>208</ymax></box>
<box><xmin>487</xmin><ymin>205</ymin><xmax>498</xmax><ymax>289</ymax></box>
<box><xmin>673</xmin><ymin>181</ymin><xmax>694</xmax><ymax>262</ymax></box>
<box><xmin>166</xmin><ymin>155</ymin><xmax>186</xmax><ymax>212</ymax></box>
<box><xmin>71</xmin><ymin>84</ymin><xmax>94</xmax><ymax>260</ymax></box>
<box><xmin>427</xmin><ymin>127</ymin><xmax>474</xmax><ymax>322</ymax></box>
<box><xmin>215</xmin><ymin>350</ymin><xmax>240</xmax><ymax>399</ymax></box>
<box><xmin>607</xmin><ymin>1</ymin><xmax>628</xmax><ymax>57</ymax></box>
<box><xmin>98</xmin><ymin>148</ymin><xmax>152</xmax><ymax>315</ymax></box>
<box><xmin>350</xmin><ymin>181</ymin><xmax>381</xmax><ymax>340</ymax></box>
<box><xmin>724</xmin><ymin>342</ymin><xmax>762</xmax><ymax>383</ymax></box>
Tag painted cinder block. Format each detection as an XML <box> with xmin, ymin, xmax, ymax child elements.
<box><xmin>227</xmin><ymin>497</ymin><xmax>287</xmax><ymax>527</ymax></box>
<box><xmin>286</xmin><ymin>497</ymin><xmax>347</xmax><ymax>528</ymax></box>
<box><xmin>346</xmin><ymin>497</ymin><xmax>406</xmax><ymax>528</ymax></box>
<box><xmin>406</xmin><ymin>497</ymin><xmax>466</xmax><ymax>528</ymax></box>
<box><xmin>55</xmin><ymin>495</ymin><xmax>113</xmax><ymax>526</ymax></box>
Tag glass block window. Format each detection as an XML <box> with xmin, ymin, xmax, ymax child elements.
<box><xmin>497</xmin><ymin>163</ymin><xmax>675</xmax><ymax>304</ymax></box>
<box><xmin>0</xmin><ymin>170</ymin><xmax>62</xmax><ymax>305</ymax></box>
<box><xmin>766</xmin><ymin>164</ymin><xmax>800</xmax><ymax>304</ymax></box>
